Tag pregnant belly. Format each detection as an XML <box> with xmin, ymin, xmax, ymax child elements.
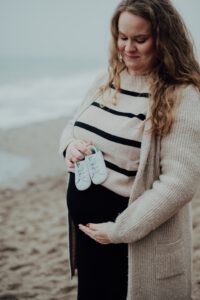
<box><xmin>66</xmin><ymin>172</ymin><xmax>128</xmax><ymax>225</ymax></box>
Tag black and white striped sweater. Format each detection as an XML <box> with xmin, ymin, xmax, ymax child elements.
<box><xmin>71</xmin><ymin>69</ymin><xmax>150</xmax><ymax>197</ymax></box>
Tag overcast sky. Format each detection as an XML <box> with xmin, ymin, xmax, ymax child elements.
<box><xmin>0</xmin><ymin>0</ymin><xmax>199</xmax><ymax>60</ymax></box>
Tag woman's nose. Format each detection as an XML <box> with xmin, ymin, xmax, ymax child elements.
<box><xmin>125</xmin><ymin>40</ymin><xmax>137</xmax><ymax>52</ymax></box>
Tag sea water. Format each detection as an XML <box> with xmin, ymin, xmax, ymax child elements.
<box><xmin>0</xmin><ymin>57</ymin><xmax>104</xmax><ymax>129</ymax></box>
<box><xmin>0</xmin><ymin>56</ymin><xmax>105</xmax><ymax>187</ymax></box>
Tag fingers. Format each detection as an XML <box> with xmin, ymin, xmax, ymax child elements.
<box><xmin>79</xmin><ymin>224</ymin><xmax>98</xmax><ymax>241</ymax></box>
<box><xmin>66</xmin><ymin>159</ymin><xmax>74</xmax><ymax>168</ymax></box>
<box><xmin>78</xmin><ymin>223</ymin><xmax>111</xmax><ymax>245</ymax></box>
<box><xmin>64</xmin><ymin>155</ymin><xmax>75</xmax><ymax>168</ymax></box>
<box><xmin>65</xmin><ymin>140</ymin><xmax>93</xmax><ymax>167</ymax></box>
<box><xmin>70</xmin><ymin>147</ymin><xmax>85</xmax><ymax>160</ymax></box>
<box><xmin>86</xmin><ymin>223</ymin><xmax>98</xmax><ymax>231</ymax></box>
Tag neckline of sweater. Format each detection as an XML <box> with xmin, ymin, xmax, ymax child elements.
<box><xmin>120</xmin><ymin>68</ymin><xmax>150</xmax><ymax>92</ymax></box>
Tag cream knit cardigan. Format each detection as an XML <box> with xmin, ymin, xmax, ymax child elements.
<box><xmin>59</xmin><ymin>71</ymin><xmax>200</xmax><ymax>300</ymax></box>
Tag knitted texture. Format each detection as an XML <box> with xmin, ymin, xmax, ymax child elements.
<box><xmin>70</xmin><ymin>69</ymin><xmax>149</xmax><ymax>196</ymax></box>
<box><xmin>59</xmin><ymin>71</ymin><xmax>200</xmax><ymax>299</ymax></box>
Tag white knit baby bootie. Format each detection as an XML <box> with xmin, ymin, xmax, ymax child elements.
<box><xmin>85</xmin><ymin>146</ymin><xmax>108</xmax><ymax>185</ymax></box>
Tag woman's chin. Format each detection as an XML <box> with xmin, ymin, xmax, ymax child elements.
<box><xmin>125</xmin><ymin>61</ymin><xmax>140</xmax><ymax>69</ymax></box>
<box><xmin>125</xmin><ymin>64</ymin><xmax>143</xmax><ymax>74</ymax></box>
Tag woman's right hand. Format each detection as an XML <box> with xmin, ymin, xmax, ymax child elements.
<box><xmin>64</xmin><ymin>139</ymin><xmax>93</xmax><ymax>168</ymax></box>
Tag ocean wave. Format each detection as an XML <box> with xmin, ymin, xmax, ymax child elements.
<box><xmin>0</xmin><ymin>70</ymin><xmax>99</xmax><ymax>129</ymax></box>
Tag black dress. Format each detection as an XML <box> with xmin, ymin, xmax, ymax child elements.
<box><xmin>67</xmin><ymin>172</ymin><xmax>128</xmax><ymax>300</ymax></box>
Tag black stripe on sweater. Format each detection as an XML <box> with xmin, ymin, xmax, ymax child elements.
<box><xmin>74</xmin><ymin>121</ymin><xmax>141</xmax><ymax>148</ymax></box>
<box><xmin>91</xmin><ymin>102</ymin><xmax>146</xmax><ymax>121</ymax></box>
<box><xmin>105</xmin><ymin>160</ymin><xmax>137</xmax><ymax>177</ymax></box>
<box><xmin>109</xmin><ymin>83</ymin><xmax>149</xmax><ymax>98</ymax></box>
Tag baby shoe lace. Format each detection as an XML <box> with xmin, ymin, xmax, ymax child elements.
<box><xmin>76</xmin><ymin>163</ymin><xmax>88</xmax><ymax>182</ymax></box>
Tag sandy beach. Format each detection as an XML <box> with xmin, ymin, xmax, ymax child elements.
<box><xmin>0</xmin><ymin>117</ymin><xmax>200</xmax><ymax>300</ymax></box>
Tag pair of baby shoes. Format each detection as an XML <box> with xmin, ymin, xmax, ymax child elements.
<box><xmin>75</xmin><ymin>146</ymin><xmax>108</xmax><ymax>191</ymax></box>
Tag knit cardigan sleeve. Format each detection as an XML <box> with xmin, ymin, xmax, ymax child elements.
<box><xmin>105</xmin><ymin>85</ymin><xmax>200</xmax><ymax>244</ymax></box>
<box><xmin>58</xmin><ymin>71</ymin><xmax>108</xmax><ymax>158</ymax></box>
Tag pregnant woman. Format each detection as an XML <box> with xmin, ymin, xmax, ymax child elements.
<box><xmin>59</xmin><ymin>1</ymin><xmax>200</xmax><ymax>299</ymax></box>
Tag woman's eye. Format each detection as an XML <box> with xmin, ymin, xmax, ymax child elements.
<box><xmin>135</xmin><ymin>39</ymin><xmax>146</xmax><ymax>44</ymax></box>
<box><xmin>119</xmin><ymin>36</ymin><xmax>127</xmax><ymax>41</ymax></box>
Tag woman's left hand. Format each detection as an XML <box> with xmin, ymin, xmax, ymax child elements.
<box><xmin>78</xmin><ymin>223</ymin><xmax>111</xmax><ymax>244</ymax></box>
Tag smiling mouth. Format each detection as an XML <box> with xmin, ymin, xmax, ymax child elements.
<box><xmin>125</xmin><ymin>54</ymin><xmax>140</xmax><ymax>59</ymax></box>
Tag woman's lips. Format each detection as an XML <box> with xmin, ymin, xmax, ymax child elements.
<box><xmin>124</xmin><ymin>53</ymin><xmax>140</xmax><ymax>59</ymax></box>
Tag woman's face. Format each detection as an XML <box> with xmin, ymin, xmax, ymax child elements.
<box><xmin>117</xmin><ymin>11</ymin><xmax>156</xmax><ymax>75</ymax></box>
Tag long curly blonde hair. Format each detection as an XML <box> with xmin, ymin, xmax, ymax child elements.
<box><xmin>100</xmin><ymin>0</ymin><xmax>200</xmax><ymax>136</ymax></box>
